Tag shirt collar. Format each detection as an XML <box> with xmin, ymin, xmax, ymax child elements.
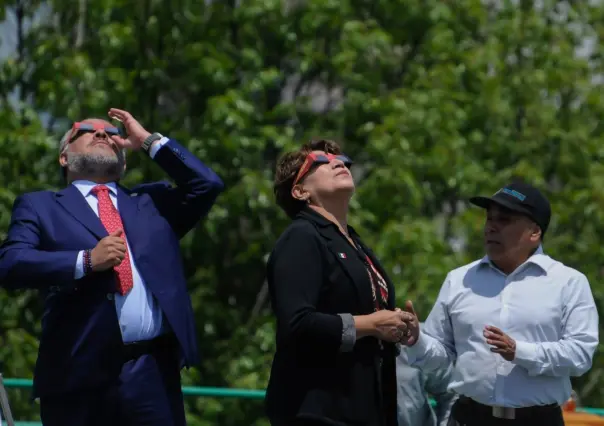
<box><xmin>479</xmin><ymin>245</ymin><xmax>553</xmax><ymax>274</ymax></box>
<box><xmin>71</xmin><ymin>180</ymin><xmax>118</xmax><ymax>198</ymax></box>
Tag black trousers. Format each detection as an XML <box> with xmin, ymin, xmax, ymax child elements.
<box><xmin>450</xmin><ymin>398</ymin><xmax>565</xmax><ymax>426</ymax></box>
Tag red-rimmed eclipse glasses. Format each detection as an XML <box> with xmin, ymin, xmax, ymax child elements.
<box><xmin>293</xmin><ymin>153</ymin><xmax>353</xmax><ymax>186</ymax></box>
<box><xmin>68</xmin><ymin>122</ymin><xmax>122</xmax><ymax>144</ymax></box>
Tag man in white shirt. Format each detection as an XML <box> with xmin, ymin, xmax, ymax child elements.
<box><xmin>399</xmin><ymin>182</ymin><xmax>599</xmax><ymax>426</ymax></box>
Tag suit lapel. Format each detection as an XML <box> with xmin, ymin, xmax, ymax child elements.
<box><xmin>55</xmin><ymin>185</ymin><xmax>108</xmax><ymax>239</ymax></box>
<box><xmin>116</xmin><ymin>185</ymin><xmax>141</xmax><ymax>253</ymax></box>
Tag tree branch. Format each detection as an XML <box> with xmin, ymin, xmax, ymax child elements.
<box><xmin>75</xmin><ymin>0</ymin><xmax>86</xmax><ymax>48</ymax></box>
<box><xmin>247</xmin><ymin>280</ymin><xmax>269</xmax><ymax>328</ymax></box>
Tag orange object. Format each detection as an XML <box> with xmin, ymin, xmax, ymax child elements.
<box><xmin>564</xmin><ymin>398</ymin><xmax>577</xmax><ymax>412</ymax></box>
<box><xmin>563</xmin><ymin>411</ymin><xmax>604</xmax><ymax>425</ymax></box>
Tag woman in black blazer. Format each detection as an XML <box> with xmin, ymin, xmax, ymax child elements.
<box><xmin>266</xmin><ymin>139</ymin><xmax>412</xmax><ymax>426</ymax></box>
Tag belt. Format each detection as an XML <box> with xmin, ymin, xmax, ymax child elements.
<box><xmin>459</xmin><ymin>396</ymin><xmax>560</xmax><ymax>420</ymax></box>
<box><xmin>122</xmin><ymin>333</ymin><xmax>179</xmax><ymax>363</ymax></box>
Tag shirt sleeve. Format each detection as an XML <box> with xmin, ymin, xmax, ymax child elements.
<box><xmin>407</xmin><ymin>274</ymin><xmax>457</xmax><ymax>373</ymax></box>
<box><xmin>512</xmin><ymin>272</ymin><xmax>599</xmax><ymax>377</ymax></box>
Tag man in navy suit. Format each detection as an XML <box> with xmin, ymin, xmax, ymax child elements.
<box><xmin>0</xmin><ymin>108</ymin><xmax>224</xmax><ymax>426</ymax></box>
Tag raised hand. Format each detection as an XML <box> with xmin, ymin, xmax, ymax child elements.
<box><xmin>107</xmin><ymin>108</ymin><xmax>151</xmax><ymax>151</ymax></box>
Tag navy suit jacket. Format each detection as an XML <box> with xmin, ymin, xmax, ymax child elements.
<box><xmin>0</xmin><ymin>139</ymin><xmax>224</xmax><ymax>398</ymax></box>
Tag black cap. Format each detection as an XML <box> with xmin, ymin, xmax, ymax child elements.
<box><xmin>469</xmin><ymin>182</ymin><xmax>551</xmax><ymax>235</ymax></box>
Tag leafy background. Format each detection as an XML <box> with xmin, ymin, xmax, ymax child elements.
<box><xmin>1</xmin><ymin>0</ymin><xmax>603</xmax><ymax>424</ymax></box>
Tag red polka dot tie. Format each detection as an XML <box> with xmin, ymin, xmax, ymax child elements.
<box><xmin>91</xmin><ymin>185</ymin><xmax>134</xmax><ymax>295</ymax></box>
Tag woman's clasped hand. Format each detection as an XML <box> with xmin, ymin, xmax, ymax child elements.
<box><xmin>368</xmin><ymin>309</ymin><xmax>414</xmax><ymax>343</ymax></box>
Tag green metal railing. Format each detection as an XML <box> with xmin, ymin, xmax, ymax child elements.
<box><xmin>3</xmin><ymin>377</ymin><xmax>604</xmax><ymax>425</ymax></box>
<box><xmin>4</xmin><ymin>378</ymin><xmax>268</xmax><ymax>426</ymax></box>
<box><xmin>2</xmin><ymin>378</ymin><xmax>267</xmax><ymax>400</ymax></box>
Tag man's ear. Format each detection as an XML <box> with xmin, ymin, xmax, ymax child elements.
<box><xmin>59</xmin><ymin>152</ymin><xmax>68</xmax><ymax>167</ymax></box>
<box><xmin>530</xmin><ymin>224</ymin><xmax>542</xmax><ymax>243</ymax></box>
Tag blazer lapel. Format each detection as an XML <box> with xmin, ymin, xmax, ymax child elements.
<box><xmin>55</xmin><ymin>185</ymin><xmax>108</xmax><ymax>240</ymax></box>
<box><xmin>299</xmin><ymin>209</ymin><xmax>375</xmax><ymax>313</ymax></box>
<box><xmin>325</xmin><ymin>236</ymin><xmax>375</xmax><ymax>313</ymax></box>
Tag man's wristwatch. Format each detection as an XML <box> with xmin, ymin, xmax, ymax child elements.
<box><xmin>141</xmin><ymin>132</ymin><xmax>163</xmax><ymax>153</ymax></box>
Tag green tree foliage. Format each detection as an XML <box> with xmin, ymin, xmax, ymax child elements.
<box><xmin>1</xmin><ymin>0</ymin><xmax>603</xmax><ymax>424</ymax></box>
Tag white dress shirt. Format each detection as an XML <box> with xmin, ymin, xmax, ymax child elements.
<box><xmin>73</xmin><ymin>138</ymin><xmax>168</xmax><ymax>343</ymax></box>
<box><xmin>407</xmin><ymin>246</ymin><xmax>599</xmax><ymax>408</ymax></box>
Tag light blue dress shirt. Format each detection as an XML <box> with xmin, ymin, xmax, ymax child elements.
<box><xmin>397</xmin><ymin>333</ymin><xmax>457</xmax><ymax>426</ymax></box>
<box><xmin>407</xmin><ymin>246</ymin><xmax>599</xmax><ymax>408</ymax></box>
<box><xmin>73</xmin><ymin>138</ymin><xmax>168</xmax><ymax>343</ymax></box>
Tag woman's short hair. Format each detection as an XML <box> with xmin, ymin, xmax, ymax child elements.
<box><xmin>273</xmin><ymin>139</ymin><xmax>342</xmax><ymax>218</ymax></box>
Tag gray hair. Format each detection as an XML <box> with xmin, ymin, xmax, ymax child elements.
<box><xmin>59</xmin><ymin>128</ymin><xmax>72</xmax><ymax>153</ymax></box>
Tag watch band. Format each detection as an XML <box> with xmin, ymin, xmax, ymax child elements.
<box><xmin>141</xmin><ymin>132</ymin><xmax>163</xmax><ymax>153</ymax></box>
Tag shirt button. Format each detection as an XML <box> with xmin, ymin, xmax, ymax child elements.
<box><xmin>106</xmin><ymin>293</ymin><xmax>114</xmax><ymax>301</ymax></box>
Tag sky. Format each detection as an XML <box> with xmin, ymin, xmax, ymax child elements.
<box><xmin>0</xmin><ymin>5</ymin><xmax>53</xmax><ymax>127</ymax></box>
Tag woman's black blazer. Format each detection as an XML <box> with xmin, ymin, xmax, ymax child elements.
<box><xmin>265</xmin><ymin>207</ymin><xmax>399</xmax><ymax>426</ymax></box>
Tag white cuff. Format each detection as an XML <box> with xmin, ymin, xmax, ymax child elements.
<box><xmin>406</xmin><ymin>330</ymin><xmax>431</xmax><ymax>362</ymax></box>
<box><xmin>74</xmin><ymin>250</ymin><xmax>85</xmax><ymax>279</ymax></box>
<box><xmin>149</xmin><ymin>136</ymin><xmax>169</xmax><ymax>159</ymax></box>
<box><xmin>512</xmin><ymin>340</ymin><xmax>538</xmax><ymax>373</ymax></box>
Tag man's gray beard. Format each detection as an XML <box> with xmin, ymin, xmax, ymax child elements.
<box><xmin>66</xmin><ymin>151</ymin><xmax>125</xmax><ymax>180</ymax></box>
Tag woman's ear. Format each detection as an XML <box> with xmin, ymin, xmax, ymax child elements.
<box><xmin>291</xmin><ymin>184</ymin><xmax>309</xmax><ymax>202</ymax></box>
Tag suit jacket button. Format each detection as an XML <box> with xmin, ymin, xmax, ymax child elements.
<box><xmin>106</xmin><ymin>293</ymin><xmax>114</xmax><ymax>301</ymax></box>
